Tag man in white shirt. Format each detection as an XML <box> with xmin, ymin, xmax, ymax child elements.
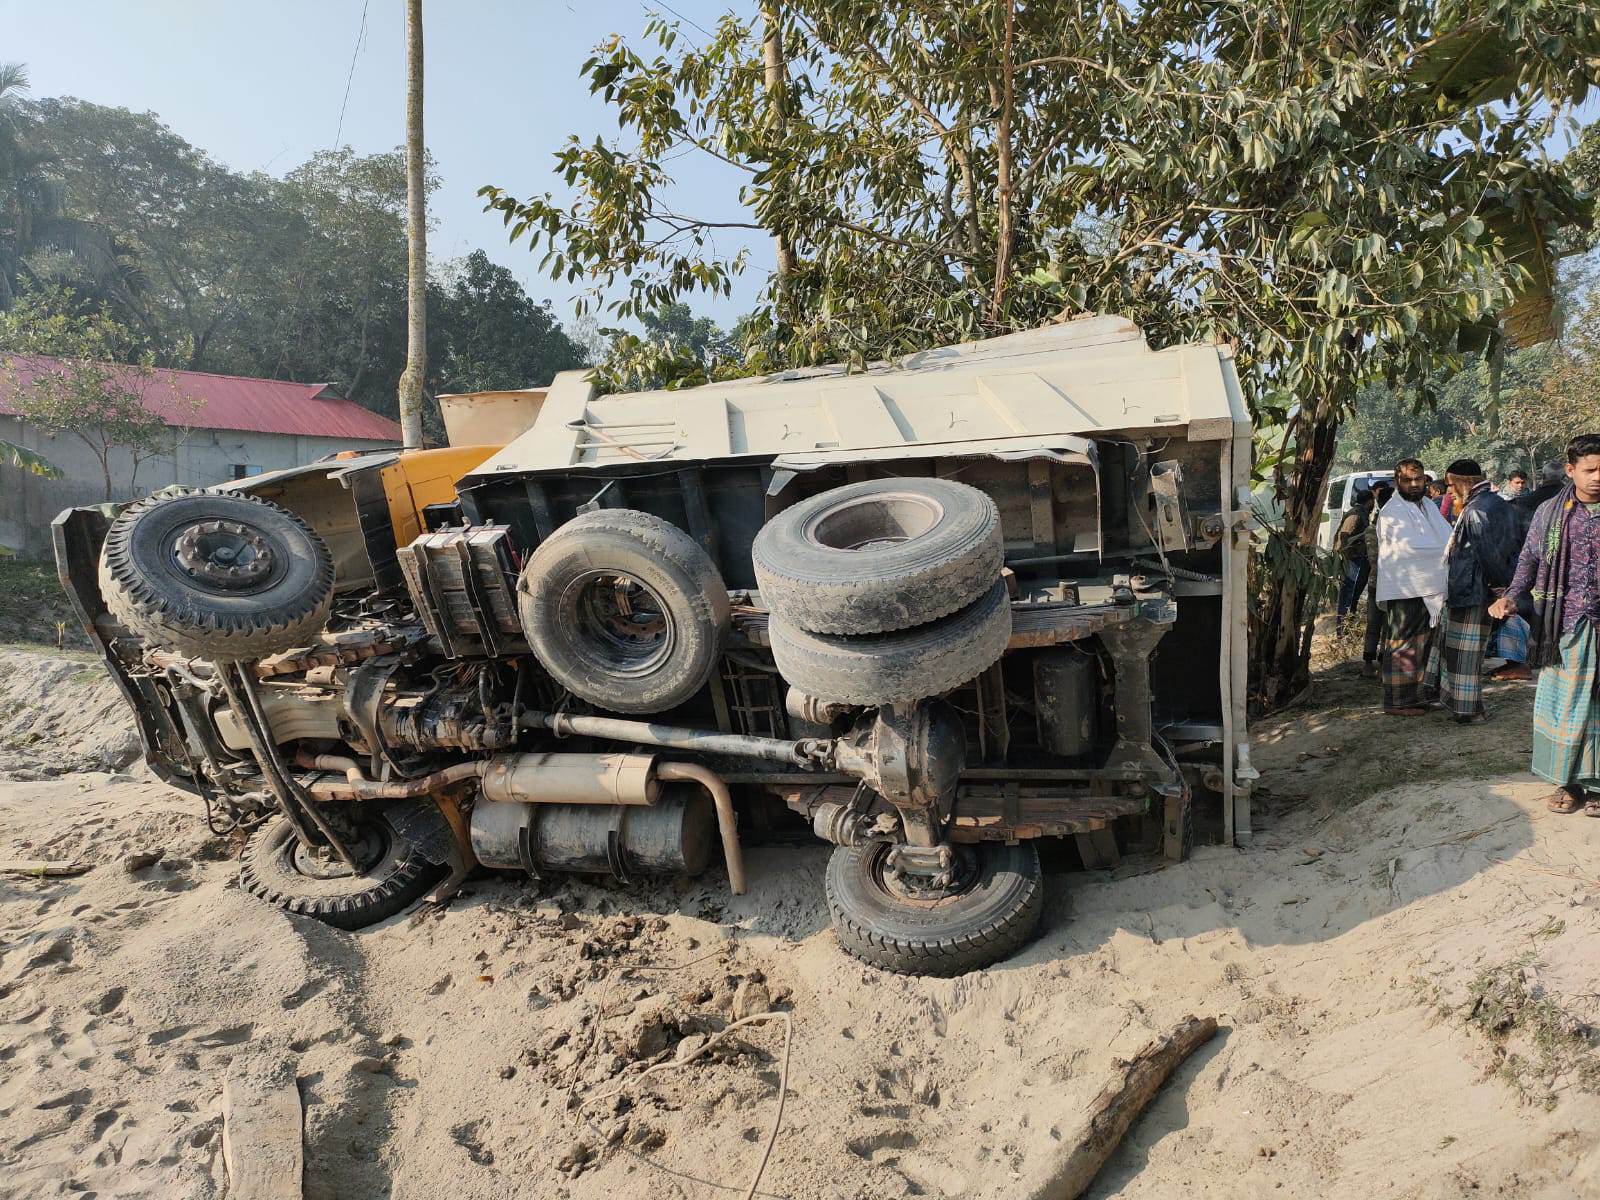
<box><xmin>1376</xmin><ymin>457</ymin><xmax>1453</xmax><ymax>715</ymax></box>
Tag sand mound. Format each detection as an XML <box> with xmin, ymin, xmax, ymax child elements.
<box><xmin>0</xmin><ymin>649</ymin><xmax>141</xmax><ymax>778</ymax></box>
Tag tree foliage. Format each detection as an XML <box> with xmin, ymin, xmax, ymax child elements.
<box><xmin>4</xmin><ymin>96</ymin><xmax>590</xmax><ymax>429</ymax></box>
<box><xmin>589</xmin><ymin>301</ymin><xmax>742</xmax><ymax>392</ymax></box>
<box><xmin>487</xmin><ymin>0</ymin><xmax>1599</xmax><ymax>706</ymax></box>
<box><xmin>432</xmin><ymin>250</ymin><xmax>586</xmax><ymax>394</ymax></box>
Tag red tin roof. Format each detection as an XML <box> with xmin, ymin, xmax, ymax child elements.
<box><xmin>0</xmin><ymin>355</ymin><xmax>402</xmax><ymax>442</ymax></box>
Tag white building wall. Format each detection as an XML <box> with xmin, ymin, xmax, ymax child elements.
<box><xmin>0</xmin><ymin>415</ymin><xmax>393</xmax><ymax>556</ymax></box>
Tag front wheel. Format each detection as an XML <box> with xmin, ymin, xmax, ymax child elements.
<box><xmin>239</xmin><ymin>806</ymin><xmax>444</xmax><ymax>930</ymax></box>
<box><xmin>825</xmin><ymin>840</ymin><xmax>1044</xmax><ymax>976</ymax></box>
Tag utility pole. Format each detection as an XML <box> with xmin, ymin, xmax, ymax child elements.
<box><xmin>398</xmin><ymin>0</ymin><xmax>427</xmax><ymax>448</ymax></box>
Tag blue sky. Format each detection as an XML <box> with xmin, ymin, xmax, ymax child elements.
<box><xmin>2</xmin><ymin>0</ymin><xmax>770</xmax><ymax>328</ymax></box>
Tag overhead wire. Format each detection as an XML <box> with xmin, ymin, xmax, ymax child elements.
<box><xmin>333</xmin><ymin>0</ymin><xmax>371</xmax><ymax>149</ymax></box>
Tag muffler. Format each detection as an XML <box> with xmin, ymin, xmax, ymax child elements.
<box><xmin>468</xmin><ymin>751</ymin><xmax>722</xmax><ymax>884</ymax></box>
<box><xmin>470</xmin><ymin>788</ymin><xmax>715</xmax><ymax>879</ymax></box>
<box><xmin>479</xmin><ymin>751</ymin><xmax>658</xmax><ymax>807</ymax></box>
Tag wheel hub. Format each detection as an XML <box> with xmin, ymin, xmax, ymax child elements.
<box><xmin>565</xmin><ymin>570</ymin><xmax>675</xmax><ymax>677</ymax></box>
<box><xmin>174</xmin><ymin>519</ymin><xmax>275</xmax><ymax>589</ymax></box>
<box><xmin>878</xmin><ymin>843</ymin><xmax>977</xmax><ymax>904</ymax></box>
<box><xmin>291</xmin><ymin>824</ymin><xmax>386</xmax><ymax>879</ymax></box>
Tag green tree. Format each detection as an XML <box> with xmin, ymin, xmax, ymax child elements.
<box><xmin>589</xmin><ymin>302</ymin><xmax>740</xmax><ymax>392</ymax></box>
<box><xmin>0</xmin><ymin>290</ymin><xmax>190</xmax><ymax>499</ymax></box>
<box><xmin>254</xmin><ymin>147</ymin><xmax>420</xmax><ymax>411</ymax></box>
<box><xmin>1336</xmin><ymin>342</ymin><xmax>1557</xmax><ymax>478</ymax></box>
<box><xmin>0</xmin><ymin>65</ymin><xmax>133</xmax><ymax>313</ymax></box>
<box><xmin>432</xmin><ymin>250</ymin><xmax>586</xmax><ymax>393</ymax></box>
<box><xmin>485</xmin><ymin>0</ymin><xmax>1597</xmax><ymax>706</ymax></box>
<box><xmin>22</xmin><ymin>97</ymin><xmax>283</xmax><ymax>366</ymax></box>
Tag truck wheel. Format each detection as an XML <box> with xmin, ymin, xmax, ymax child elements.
<box><xmin>239</xmin><ymin>806</ymin><xmax>443</xmax><ymax>931</ymax></box>
<box><xmin>826</xmin><ymin>840</ymin><xmax>1044</xmax><ymax>976</ymax></box>
<box><xmin>753</xmin><ymin>478</ymin><xmax>1001</xmax><ymax>634</ymax></box>
<box><xmin>99</xmin><ymin>491</ymin><xmax>335</xmax><ymax>660</ymax></box>
<box><xmin>767</xmin><ymin>578</ymin><xmax>1010</xmax><ymax>705</ymax></box>
<box><xmin>518</xmin><ymin>509</ymin><xmax>731</xmax><ymax>714</ymax></box>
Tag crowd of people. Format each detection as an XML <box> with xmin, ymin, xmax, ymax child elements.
<box><xmin>1328</xmin><ymin>435</ymin><xmax>1600</xmax><ymax>817</ymax></box>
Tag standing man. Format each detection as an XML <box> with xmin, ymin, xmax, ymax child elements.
<box><xmin>1377</xmin><ymin>458</ymin><xmax>1454</xmax><ymax>715</ymax></box>
<box><xmin>1490</xmin><ymin>434</ymin><xmax>1600</xmax><ymax>816</ymax></box>
<box><xmin>1334</xmin><ymin>487</ymin><xmax>1375</xmax><ymax>631</ymax></box>
<box><xmin>1361</xmin><ymin>481</ymin><xmax>1395</xmax><ymax>678</ymax></box>
<box><xmin>1500</xmin><ymin>470</ymin><xmax>1528</xmax><ymax>501</ymax></box>
<box><xmin>1512</xmin><ymin>460</ymin><xmax>1566</xmax><ymax>542</ymax></box>
<box><xmin>1423</xmin><ymin>459</ymin><xmax>1519</xmax><ymax>721</ymax></box>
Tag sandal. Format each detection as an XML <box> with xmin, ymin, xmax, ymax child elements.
<box><xmin>1548</xmin><ymin>787</ymin><xmax>1584</xmax><ymax>814</ymax></box>
<box><xmin>1587</xmin><ymin>799</ymin><xmax>1600</xmax><ymax>819</ymax></box>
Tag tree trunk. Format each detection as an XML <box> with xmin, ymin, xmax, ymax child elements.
<box><xmin>398</xmin><ymin>0</ymin><xmax>428</xmax><ymax>449</ymax></box>
<box><xmin>1251</xmin><ymin>404</ymin><xmax>1342</xmax><ymax>709</ymax></box>
<box><xmin>760</xmin><ymin>1</ymin><xmax>796</xmax><ymax>298</ymax></box>
<box><xmin>988</xmin><ymin>0</ymin><xmax>1016</xmax><ymax>325</ymax></box>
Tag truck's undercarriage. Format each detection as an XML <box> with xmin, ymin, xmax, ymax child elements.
<box><xmin>55</xmin><ymin>320</ymin><xmax>1255</xmax><ymax>974</ymax></box>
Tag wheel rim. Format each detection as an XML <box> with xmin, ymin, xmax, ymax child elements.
<box><xmin>866</xmin><ymin>842</ymin><xmax>981</xmax><ymax>909</ymax></box>
<box><xmin>288</xmin><ymin>823</ymin><xmax>387</xmax><ymax>880</ymax></box>
<box><xmin>169</xmin><ymin>517</ymin><xmax>282</xmax><ymax>594</ymax></box>
<box><xmin>560</xmin><ymin>570</ymin><xmax>676</xmax><ymax>677</ymax></box>
<box><xmin>802</xmin><ymin>491</ymin><xmax>946</xmax><ymax>552</ymax></box>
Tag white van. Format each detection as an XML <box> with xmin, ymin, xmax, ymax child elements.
<box><xmin>1318</xmin><ymin>470</ymin><xmax>1395</xmax><ymax>552</ymax></box>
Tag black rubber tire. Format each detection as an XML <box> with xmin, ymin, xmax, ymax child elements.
<box><xmin>518</xmin><ymin>509</ymin><xmax>731</xmax><ymax>714</ymax></box>
<box><xmin>99</xmin><ymin>490</ymin><xmax>335</xmax><ymax>660</ymax></box>
<box><xmin>752</xmin><ymin>478</ymin><xmax>1002</xmax><ymax>634</ymax></box>
<box><xmin>826</xmin><ymin>840</ymin><xmax>1044</xmax><ymax>976</ymax></box>
<box><xmin>238</xmin><ymin>808</ymin><xmax>444</xmax><ymax>931</ymax></box>
<box><xmin>767</xmin><ymin>578</ymin><xmax>1011</xmax><ymax>705</ymax></box>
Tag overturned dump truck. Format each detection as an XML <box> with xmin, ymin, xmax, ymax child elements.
<box><xmin>55</xmin><ymin>317</ymin><xmax>1255</xmax><ymax>975</ymax></box>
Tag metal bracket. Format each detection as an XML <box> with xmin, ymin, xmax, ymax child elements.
<box><xmin>1149</xmin><ymin>460</ymin><xmax>1191</xmax><ymax>552</ymax></box>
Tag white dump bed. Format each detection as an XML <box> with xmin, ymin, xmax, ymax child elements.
<box><xmin>463</xmin><ymin>316</ymin><xmax>1248</xmax><ymax>480</ymax></box>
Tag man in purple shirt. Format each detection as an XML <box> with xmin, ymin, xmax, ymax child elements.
<box><xmin>1490</xmin><ymin>433</ymin><xmax>1600</xmax><ymax>816</ymax></box>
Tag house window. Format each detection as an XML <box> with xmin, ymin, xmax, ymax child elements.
<box><xmin>232</xmin><ymin>464</ymin><xmax>265</xmax><ymax>479</ymax></box>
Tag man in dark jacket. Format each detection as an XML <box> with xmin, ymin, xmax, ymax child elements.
<box><xmin>1334</xmin><ymin>487</ymin><xmax>1374</xmax><ymax>630</ymax></box>
<box><xmin>1360</xmin><ymin>481</ymin><xmax>1394</xmax><ymax>678</ymax></box>
<box><xmin>1512</xmin><ymin>461</ymin><xmax>1565</xmax><ymax>544</ymax></box>
<box><xmin>1424</xmin><ymin>458</ymin><xmax>1521</xmax><ymax>721</ymax></box>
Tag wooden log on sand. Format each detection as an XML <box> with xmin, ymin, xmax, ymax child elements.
<box><xmin>1022</xmin><ymin>1014</ymin><xmax>1219</xmax><ymax>1200</ymax></box>
<box><xmin>222</xmin><ymin>1057</ymin><xmax>304</xmax><ymax>1200</ymax></box>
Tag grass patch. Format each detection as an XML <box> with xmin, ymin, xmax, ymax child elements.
<box><xmin>1463</xmin><ymin>955</ymin><xmax>1599</xmax><ymax>1106</ymax></box>
<box><xmin>0</xmin><ymin>559</ymin><xmax>86</xmax><ymax>649</ymax></box>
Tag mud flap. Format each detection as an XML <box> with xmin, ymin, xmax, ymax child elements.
<box><xmin>386</xmin><ymin>797</ymin><xmax>473</xmax><ymax>904</ymax></box>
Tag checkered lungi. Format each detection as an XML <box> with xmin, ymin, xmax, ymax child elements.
<box><xmin>1423</xmin><ymin>603</ymin><xmax>1492</xmax><ymax>719</ymax></box>
<box><xmin>1492</xmin><ymin>613</ymin><xmax>1530</xmax><ymax>664</ymax></box>
<box><xmin>1531</xmin><ymin>621</ymin><xmax>1600</xmax><ymax>789</ymax></box>
<box><xmin>1381</xmin><ymin>597</ymin><xmax>1435</xmax><ymax>709</ymax></box>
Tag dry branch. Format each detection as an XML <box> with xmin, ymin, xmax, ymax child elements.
<box><xmin>1023</xmin><ymin>1014</ymin><xmax>1219</xmax><ymax>1200</ymax></box>
<box><xmin>0</xmin><ymin>860</ymin><xmax>89</xmax><ymax>878</ymax></box>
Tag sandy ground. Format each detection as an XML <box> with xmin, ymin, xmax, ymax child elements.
<box><xmin>2</xmin><ymin>645</ymin><xmax>1598</xmax><ymax>1199</ymax></box>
